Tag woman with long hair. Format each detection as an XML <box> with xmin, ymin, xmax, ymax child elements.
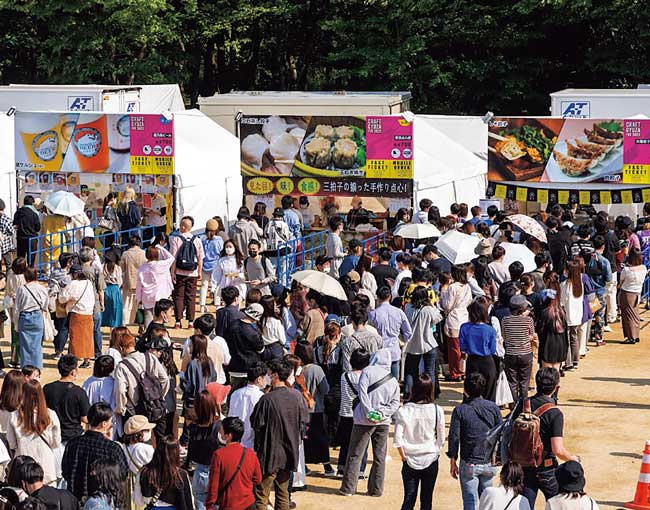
<box><xmin>428</xmin><ymin>206</ymin><xmax>441</xmax><ymax>226</ymax></box>
<box><xmin>101</xmin><ymin>249</ymin><xmax>123</xmax><ymax>328</ymax></box>
<box><xmin>273</xmin><ymin>285</ymin><xmax>297</xmax><ymax>347</ymax></box>
<box><xmin>187</xmin><ymin>391</ymin><xmax>222</xmax><ymax>510</ymax></box>
<box><xmin>15</xmin><ymin>266</ymin><xmax>48</xmax><ymax>369</ymax></box>
<box><xmin>619</xmin><ymin>248</ymin><xmax>646</xmax><ymax>345</ymax></box>
<box><xmin>472</xmin><ymin>256</ymin><xmax>497</xmax><ymax>302</ymax></box>
<box><xmin>459</xmin><ymin>297</ymin><xmax>498</xmax><ymax>400</ymax></box>
<box><xmin>537</xmin><ymin>290</ymin><xmax>568</xmax><ymax>372</ymax></box>
<box><xmin>289</xmin><ymin>281</ymin><xmax>310</xmax><ymax>327</ymax></box>
<box><xmin>139</xmin><ymin>436</ymin><xmax>192</xmax><ymax>510</ymax></box>
<box><xmin>260</xmin><ymin>295</ymin><xmax>286</xmax><ymax>361</ymax></box>
<box><xmin>389</xmin><ymin>235</ymin><xmax>406</xmax><ymax>269</ymax></box>
<box><xmin>300</xmin><ymin>290</ymin><xmax>327</xmax><ymax>344</ymax></box>
<box><xmin>294</xmin><ymin>342</ymin><xmax>334</xmax><ymax>476</ymax></box>
<box><xmin>0</xmin><ymin>370</ymin><xmax>24</xmax><ymax>446</ymax></box>
<box><xmin>561</xmin><ymin>260</ymin><xmax>585</xmax><ymax>371</ymax></box>
<box><xmin>59</xmin><ymin>267</ymin><xmax>94</xmax><ymax>368</ymax></box>
<box><xmin>315</xmin><ymin>320</ymin><xmax>344</xmax><ymax>445</ymax></box>
<box><xmin>395</xmin><ymin>208</ymin><xmax>411</xmax><ymax>229</ymax></box>
<box><xmin>7</xmin><ymin>257</ymin><xmax>27</xmax><ymax>367</ymax></box>
<box><xmin>479</xmin><ymin>461</ymin><xmax>530</xmax><ymax>510</ymax></box>
<box><xmin>117</xmin><ymin>187</ymin><xmax>142</xmax><ymax>245</ymax></box>
<box><xmin>135</xmin><ymin>245</ymin><xmax>175</xmax><ymax>329</ymax></box>
<box><xmin>158</xmin><ymin>344</ymin><xmax>180</xmax><ymax>439</ymax></box>
<box><xmin>211</xmin><ymin>240</ymin><xmax>246</xmax><ymax>302</ymax></box>
<box><xmin>212</xmin><ymin>216</ymin><xmax>229</xmax><ymax>244</ymax></box>
<box><xmin>355</xmin><ymin>254</ymin><xmax>377</xmax><ymax>296</ymax></box>
<box><xmin>405</xmin><ymin>286</ymin><xmax>443</xmax><ymax>398</ymax></box>
<box><xmin>252</xmin><ymin>202</ymin><xmax>269</xmax><ymax>232</ymax></box>
<box><xmin>83</xmin><ymin>459</ymin><xmax>125</xmax><ymax>510</ymax></box>
<box><xmin>441</xmin><ymin>264</ymin><xmax>473</xmax><ymax>382</ymax></box>
<box><xmin>121</xmin><ymin>415</ymin><xmax>156</xmax><ymax>510</ymax></box>
<box><xmin>6</xmin><ymin>380</ymin><xmax>61</xmax><ymax>485</ymax></box>
<box><xmin>100</xmin><ymin>192</ymin><xmax>120</xmax><ymax>246</ymax></box>
<box><xmin>105</xmin><ymin>326</ymin><xmax>129</xmax><ymax>370</ymax></box>
<box><xmin>199</xmin><ymin>219</ymin><xmax>224</xmax><ymax>313</ymax></box>
<box><xmin>394</xmin><ymin>374</ymin><xmax>445</xmax><ymax>510</ymax></box>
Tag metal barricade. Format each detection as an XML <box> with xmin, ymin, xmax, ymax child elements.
<box><xmin>28</xmin><ymin>224</ymin><xmax>156</xmax><ymax>277</ymax></box>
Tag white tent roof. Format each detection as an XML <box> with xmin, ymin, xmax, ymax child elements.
<box><xmin>0</xmin><ymin>114</ymin><xmax>16</xmax><ymax>215</ymax></box>
<box><xmin>413</xmin><ymin>116</ymin><xmax>487</xmax><ymax>214</ymax></box>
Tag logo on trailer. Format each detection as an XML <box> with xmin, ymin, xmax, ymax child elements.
<box><xmin>68</xmin><ymin>96</ymin><xmax>95</xmax><ymax>111</ymax></box>
<box><xmin>561</xmin><ymin>101</ymin><xmax>590</xmax><ymax>118</ymax></box>
<box><xmin>126</xmin><ymin>102</ymin><xmax>136</xmax><ymax>112</ymax></box>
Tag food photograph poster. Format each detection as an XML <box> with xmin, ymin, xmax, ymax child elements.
<box><xmin>15</xmin><ymin>111</ymin><xmax>174</xmax><ymax>175</ymax></box>
<box><xmin>488</xmin><ymin>117</ymin><xmax>627</xmax><ymax>184</ymax></box>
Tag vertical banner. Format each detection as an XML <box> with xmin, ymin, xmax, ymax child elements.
<box><xmin>623</xmin><ymin>119</ymin><xmax>650</xmax><ymax>184</ymax></box>
<box><xmin>129</xmin><ymin>115</ymin><xmax>175</xmax><ymax>174</ymax></box>
<box><xmin>365</xmin><ymin>116</ymin><xmax>414</xmax><ymax>178</ymax></box>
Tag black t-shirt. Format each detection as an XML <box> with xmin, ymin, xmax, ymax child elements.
<box><xmin>32</xmin><ymin>485</ymin><xmax>79</xmax><ymax>510</ymax></box>
<box><xmin>44</xmin><ymin>381</ymin><xmax>91</xmax><ymax>442</ymax></box>
<box><xmin>529</xmin><ymin>394</ymin><xmax>563</xmax><ymax>460</ymax></box>
<box><xmin>187</xmin><ymin>420</ymin><xmax>222</xmax><ymax>465</ymax></box>
<box><xmin>429</xmin><ymin>257</ymin><xmax>452</xmax><ymax>275</ymax></box>
<box><xmin>370</xmin><ymin>264</ymin><xmax>398</xmax><ymax>290</ymax></box>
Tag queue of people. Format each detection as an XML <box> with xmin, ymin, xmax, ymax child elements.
<box><xmin>0</xmin><ymin>195</ymin><xmax>638</xmax><ymax>510</ymax></box>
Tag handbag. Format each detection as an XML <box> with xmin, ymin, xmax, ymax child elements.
<box><xmin>495</xmin><ymin>370</ymin><xmax>514</xmax><ymax>407</ymax></box>
<box><xmin>24</xmin><ymin>285</ymin><xmax>57</xmax><ymax>342</ymax></box>
<box><xmin>135</xmin><ymin>306</ymin><xmax>145</xmax><ymax>325</ymax></box>
<box><xmin>588</xmin><ymin>293</ymin><xmax>602</xmax><ymax>314</ymax></box>
<box><xmin>98</xmin><ymin>217</ymin><xmax>116</xmax><ymax>231</ymax></box>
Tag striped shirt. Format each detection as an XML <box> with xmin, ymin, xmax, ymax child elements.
<box><xmin>339</xmin><ymin>370</ymin><xmax>362</xmax><ymax>417</ymax></box>
<box><xmin>501</xmin><ymin>315</ymin><xmax>534</xmax><ymax>356</ymax></box>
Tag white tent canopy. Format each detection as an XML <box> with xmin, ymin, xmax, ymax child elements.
<box><xmin>413</xmin><ymin>115</ymin><xmax>487</xmax><ymax>214</ymax></box>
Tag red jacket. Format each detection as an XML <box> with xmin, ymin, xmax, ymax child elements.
<box><xmin>205</xmin><ymin>443</ymin><xmax>262</xmax><ymax>510</ymax></box>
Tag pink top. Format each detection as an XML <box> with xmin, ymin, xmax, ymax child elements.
<box><xmin>135</xmin><ymin>246</ymin><xmax>174</xmax><ymax>309</ymax></box>
<box><xmin>169</xmin><ymin>232</ymin><xmax>205</xmax><ymax>278</ymax></box>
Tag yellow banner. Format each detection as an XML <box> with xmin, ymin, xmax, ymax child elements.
<box><xmin>579</xmin><ymin>191</ymin><xmax>590</xmax><ymax>205</ymax></box>
<box><xmin>494</xmin><ymin>184</ymin><xmax>507</xmax><ymax>199</ymax></box>
<box><xmin>558</xmin><ymin>190</ymin><xmax>569</xmax><ymax>204</ymax></box>
<box><xmin>365</xmin><ymin>160</ymin><xmax>413</xmax><ymax>179</ymax></box>
<box><xmin>623</xmin><ymin>164</ymin><xmax>650</xmax><ymax>185</ymax></box>
<box><xmin>621</xmin><ymin>189</ymin><xmax>633</xmax><ymax>204</ymax></box>
<box><xmin>516</xmin><ymin>187</ymin><xmax>528</xmax><ymax>202</ymax></box>
<box><xmin>537</xmin><ymin>189</ymin><xmax>548</xmax><ymax>204</ymax></box>
<box><xmin>129</xmin><ymin>156</ymin><xmax>174</xmax><ymax>175</ymax></box>
<box><xmin>600</xmin><ymin>191</ymin><xmax>612</xmax><ymax>205</ymax></box>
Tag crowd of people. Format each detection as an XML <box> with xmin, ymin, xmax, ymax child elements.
<box><xmin>0</xmin><ymin>192</ymin><xmax>643</xmax><ymax>510</ymax></box>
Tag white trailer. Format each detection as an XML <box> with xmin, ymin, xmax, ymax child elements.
<box><xmin>198</xmin><ymin>90</ymin><xmax>411</xmax><ymax>134</ymax></box>
<box><xmin>551</xmin><ymin>88</ymin><xmax>650</xmax><ymax>118</ymax></box>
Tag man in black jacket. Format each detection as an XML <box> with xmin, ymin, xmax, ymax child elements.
<box><xmin>545</xmin><ymin>216</ymin><xmax>570</xmax><ymax>278</ymax></box>
<box><xmin>20</xmin><ymin>460</ymin><xmax>79</xmax><ymax>510</ymax></box>
<box><xmin>13</xmin><ymin>195</ymin><xmax>41</xmax><ymax>264</ymax></box>
<box><xmin>225</xmin><ymin>303</ymin><xmax>264</xmax><ymax>391</ymax></box>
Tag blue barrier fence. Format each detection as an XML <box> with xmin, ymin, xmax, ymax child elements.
<box><xmin>275</xmin><ymin>231</ymin><xmax>388</xmax><ymax>287</ymax></box>
<box><xmin>28</xmin><ymin>224</ymin><xmax>157</xmax><ymax>277</ymax></box>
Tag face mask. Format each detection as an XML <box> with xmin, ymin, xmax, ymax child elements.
<box><xmin>248</xmin><ymin>250</ymin><xmax>258</xmax><ymax>258</ymax></box>
<box><xmin>225</xmin><ymin>246</ymin><xmax>235</xmax><ymax>255</ymax></box>
<box><xmin>142</xmin><ymin>430</ymin><xmax>152</xmax><ymax>443</ymax></box>
<box><xmin>322</xmin><ymin>265</ymin><xmax>330</xmax><ymax>273</ymax></box>
<box><xmin>295</xmin><ymin>366</ymin><xmax>303</xmax><ymax>376</ymax></box>
<box><xmin>287</xmin><ymin>374</ymin><xmax>296</xmax><ymax>386</ymax></box>
<box><xmin>218</xmin><ymin>432</ymin><xmax>227</xmax><ymax>444</ymax></box>
<box><xmin>300</xmin><ymin>204</ymin><xmax>308</xmax><ymax>209</ymax></box>
<box><xmin>264</xmin><ymin>374</ymin><xmax>272</xmax><ymax>387</ymax></box>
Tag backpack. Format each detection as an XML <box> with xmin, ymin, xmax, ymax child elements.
<box><xmin>507</xmin><ymin>398</ymin><xmax>555</xmax><ymax>468</ymax></box>
<box><xmin>122</xmin><ymin>354</ymin><xmax>166</xmax><ymax>425</ymax></box>
<box><xmin>174</xmin><ymin>234</ymin><xmax>199</xmax><ymax>271</ymax></box>
<box><xmin>245</xmin><ymin>255</ymin><xmax>273</xmax><ymax>281</ymax></box>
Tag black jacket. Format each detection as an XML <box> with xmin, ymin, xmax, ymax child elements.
<box><xmin>13</xmin><ymin>206</ymin><xmax>41</xmax><ymax>238</ymax></box>
<box><xmin>225</xmin><ymin>319</ymin><xmax>264</xmax><ymax>373</ymax></box>
<box><xmin>32</xmin><ymin>485</ymin><xmax>79</xmax><ymax>510</ymax></box>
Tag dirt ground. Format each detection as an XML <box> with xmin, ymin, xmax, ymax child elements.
<box><xmin>24</xmin><ymin>307</ymin><xmax>650</xmax><ymax>510</ymax></box>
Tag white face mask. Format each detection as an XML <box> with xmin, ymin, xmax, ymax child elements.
<box><xmin>322</xmin><ymin>265</ymin><xmax>331</xmax><ymax>273</ymax></box>
<box><xmin>287</xmin><ymin>374</ymin><xmax>296</xmax><ymax>386</ymax></box>
<box><xmin>218</xmin><ymin>432</ymin><xmax>227</xmax><ymax>444</ymax></box>
<box><xmin>295</xmin><ymin>366</ymin><xmax>303</xmax><ymax>376</ymax></box>
<box><xmin>142</xmin><ymin>430</ymin><xmax>152</xmax><ymax>443</ymax></box>
<box><xmin>263</xmin><ymin>375</ymin><xmax>272</xmax><ymax>387</ymax></box>
<box><xmin>225</xmin><ymin>246</ymin><xmax>235</xmax><ymax>255</ymax></box>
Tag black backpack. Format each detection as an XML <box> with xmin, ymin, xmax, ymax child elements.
<box><xmin>122</xmin><ymin>354</ymin><xmax>166</xmax><ymax>425</ymax></box>
<box><xmin>175</xmin><ymin>234</ymin><xmax>199</xmax><ymax>271</ymax></box>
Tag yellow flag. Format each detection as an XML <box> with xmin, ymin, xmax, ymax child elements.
<box><xmin>579</xmin><ymin>191</ymin><xmax>590</xmax><ymax>205</ymax></box>
<box><xmin>537</xmin><ymin>189</ymin><xmax>549</xmax><ymax>204</ymax></box>
<box><xmin>643</xmin><ymin>188</ymin><xmax>650</xmax><ymax>203</ymax></box>
<box><xmin>621</xmin><ymin>190</ymin><xmax>633</xmax><ymax>204</ymax></box>
<box><xmin>516</xmin><ymin>187</ymin><xmax>528</xmax><ymax>202</ymax></box>
<box><xmin>558</xmin><ymin>190</ymin><xmax>569</xmax><ymax>204</ymax></box>
<box><xmin>495</xmin><ymin>184</ymin><xmax>507</xmax><ymax>199</ymax></box>
<box><xmin>600</xmin><ymin>191</ymin><xmax>612</xmax><ymax>205</ymax></box>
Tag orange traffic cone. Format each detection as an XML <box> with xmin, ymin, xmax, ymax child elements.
<box><xmin>626</xmin><ymin>441</ymin><xmax>650</xmax><ymax>510</ymax></box>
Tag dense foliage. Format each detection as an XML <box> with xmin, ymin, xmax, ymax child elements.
<box><xmin>0</xmin><ymin>0</ymin><xmax>648</xmax><ymax>114</ymax></box>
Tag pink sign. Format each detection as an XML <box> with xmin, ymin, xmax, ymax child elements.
<box><xmin>129</xmin><ymin>114</ymin><xmax>174</xmax><ymax>174</ymax></box>
<box><xmin>365</xmin><ymin>116</ymin><xmax>413</xmax><ymax>179</ymax></box>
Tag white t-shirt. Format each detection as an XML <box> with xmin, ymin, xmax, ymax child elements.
<box><xmin>546</xmin><ymin>495</ymin><xmax>599</xmax><ymax>510</ymax></box>
<box><xmin>121</xmin><ymin>442</ymin><xmax>154</xmax><ymax>474</ymax></box>
<box><xmin>393</xmin><ymin>403</ymin><xmax>445</xmax><ymax>470</ymax></box>
<box><xmin>620</xmin><ymin>265</ymin><xmax>646</xmax><ymax>294</ymax></box>
<box><xmin>480</xmin><ymin>486</ymin><xmax>530</xmax><ymax>510</ymax></box>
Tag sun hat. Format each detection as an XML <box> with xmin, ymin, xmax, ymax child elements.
<box><xmin>206</xmin><ymin>382</ymin><xmax>232</xmax><ymax>406</ymax></box>
<box><xmin>244</xmin><ymin>303</ymin><xmax>264</xmax><ymax>321</ymax></box>
<box><xmin>509</xmin><ymin>294</ymin><xmax>531</xmax><ymax>310</ymax></box>
<box><xmin>347</xmin><ymin>270</ymin><xmax>361</xmax><ymax>283</ymax></box>
<box><xmin>206</xmin><ymin>218</ymin><xmax>219</xmax><ymax>231</ymax></box>
<box><xmin>123</xmin><ymin>415</ymin><xmax>156</xmax><ymax>435</ymax></box>
<box><xmin>555</xmin><ymin>460</ymin><xmax>586</xmax><ymax>493</ymax></box>
<box><xmin>474</xmin><ymin>238</ymin><xmax>492</xmax><ymax>256</ymax></box>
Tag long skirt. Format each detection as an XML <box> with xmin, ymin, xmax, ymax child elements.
<box><xmin>466</xmin><ymin>354</ymin><xmax>497</xmax><ymax>401</ymax></box>
<box><xmin>102</xmin><ymin>283</ymin><xmax>123</xmax><ymax>327</ymax></box>
<box><xmin>304</xmin><ymin>412</ymin><xmax>330</xmax><ymax>464</ymax></box>
<box><xmin>620</xmin><ymin>289</ymin><xmax>640</xmax><ymax>341</ymax></box>
<box><xmin>69</xmin><ymin>312</ymin><xmax>94</xmax><ymax>359</ymax></box>
<box><xmin>19</xmin><ymin>310</ymin><xmax>44</xmax><ymax>369</ymax></box>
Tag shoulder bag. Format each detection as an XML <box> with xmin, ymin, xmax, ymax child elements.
<box><xmin>216</xmin><ymin>447</ymin><xmax>248</xmax><ymax>503</ymax></box>
<box><xmin>24</xmin><ymin>284</ymin><xmax>57</xmax><ymax>343</ymax></box>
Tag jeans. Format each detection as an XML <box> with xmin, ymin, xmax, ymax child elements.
<box><xmin>53</xmin><ymin>315</ymin><xmax>69</xmax><ymax>354</ymax></box>
<box><xmin>255</xmin><ymin>469</ymin><xmax>290</xmax><ymax>510</ymax></box>
<box><xmin>522</xmin><ymin>467</ymin><xmax>559</xmax><ymax>509</ymax></box>
<box><xmin>504</xmin><ymin>352</ymin><xmax>533</xmax><ymax>402</ymax></box>
<box><xmin>404</xmin><ymin>348</ymin><xmax>437</xmax><ymax>399</ymax></box>
<box><xmin>459</xmin><ymin>460</ymin><xmax>498</xmax><ymax>510</ymax></box>
<box><xmin>401</xmin><ymin>460</ymin><xmax>439</xmax><ymax>510</ymax></box>
<box><xmin>336</xmin><ymin>416</ymin><xmax>368</xmax><ymax>474</ymax></box>
<box><xmin>391</xmin><ymin>360</ymin><xmax>400</xmax><ymax>379</ymax></box>
<box><xmin>93</xmin><ymin>310</ymin><xmax>102</xmax><ymax>358</ymax></box>
<box><xmin>340</xmin><ymin>424</ymin><xmax>389</xmax><ymax>496</ymax></box>
<box><xmin>192</xmin><ymin>463</ymin><xmax>210</xmax><ymax>510</ymax></box>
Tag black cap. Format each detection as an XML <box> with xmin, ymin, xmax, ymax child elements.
<box><xmin>315</xmin><ymin>255</ymin><xmax>332</xmax><ymax>267</ymax></box>
<box><xmin>70</xmin><ymin>264</ymin><xmax>83</xmax><ymax>275</ymax></box>
<box><xmin>299</xmin><ymin>196</ymin><xmax>309</xmax><ymax>205</ymax></box>
<box><xmin>272</xmin><ymin>207</ymin><xmax>285</xmax><ymax>218</ymax></box>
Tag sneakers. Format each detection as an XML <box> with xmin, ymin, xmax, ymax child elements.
<box><xmin>324</xmin><ymin>468</ymin><xmax>337</xmax><ymax>477</ymax></box>
<box><xmin>603</xmin><ymin>325</ymin><xmax>613</xmax><ymax>333</ymax></box>
<box><xmin>338</xmin><ymin>490</ymin><xmax>353</xmax><ymax>497</ymax></box>
<box><xmin>53</xmin><ymin>352</ymin><xmax>62</xmax><ymax>360</ymax></box>
<box><xmin>175</xmin><ymin>322</ymin><xmax>182</xmax><ymax>329</ymax></box>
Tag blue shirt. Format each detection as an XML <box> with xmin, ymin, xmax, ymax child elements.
<box><xmin>283</xmin><ymin>209</ymin><xmax>302</xmax><ymax>240</ymax></box>
<box><xmin>201</xmin><ymin>235</ymin><xmax>223</xmax><ymax>272</ymax></box>
<box><xmin>370</xmin><ymin>302</ymin><xmax>413</xmax><ymax>362</ymax></box>
<box><xmin>340</xmin><ymin>255</ymin><xmax>360</xmax><ymax>277</ymax></box>
<box><xmin>587</xmin><ymin>252</ymin><xmax>612</xmax><ymax>294</ymax></box>
<box><xmin>447</xmin><ymin>397</ymin><xmax>502</xmax><ymax>463</ymax></box>
<box><xmin>459</xmin><ymin>322</ymin><xmax>497</xmax><ymax>357</ymax></box>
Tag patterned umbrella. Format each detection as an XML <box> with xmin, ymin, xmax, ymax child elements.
<box><xmin>507</xmin><ymin>214</ymin><xmax>547</xmax><ymax>243</ymax></box>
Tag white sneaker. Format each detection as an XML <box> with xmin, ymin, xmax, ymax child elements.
<box><xmin>603</xmin><ymin>325</ymin><xmax>613</xmax><ymax>332</ymax></box>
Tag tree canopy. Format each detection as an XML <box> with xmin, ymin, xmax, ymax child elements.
<box><xmin>0</xmin><ymin>0</ymin><xmax>647</xmax><ymax>114</ymax></box>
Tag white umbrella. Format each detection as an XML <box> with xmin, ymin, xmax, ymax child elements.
<box><xmin>434</xmin><ymin>230</ymin><xmax>480</xmax><ymax>264</ymax></box>
<box><xmin>394</xmin><ymin>223</ymin><xmax>441</xmax><ymax>239</ymax></box>
<box><xmin>500</xmin><ymin>242</ymin><xmax>536</xmax><ymax>273</ymax></box>
<box><xmin>44</xmin><ymin>190</ymin><xmax>85</xmax><ymax>217</ymax></box>
<box><xmin>291</xmin><ymin>269</ymin><xmax>347</xmax><ymax>301</ymax></box>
